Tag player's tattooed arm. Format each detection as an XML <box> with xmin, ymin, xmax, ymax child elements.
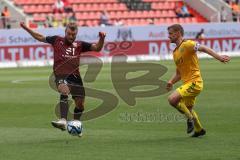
<box><xmin>90</xmin><ymin>32</ymin><xmax>106</xmax><ymax>52</ymax></box>
<box><xmin>198</xmin><ymin>45</ymin><xmax>230</xmax><ymax>63</ymax></box>
<box><xmin>20</xmin><ymin>22</ymin><xmax>46</xmax><ymax>42</ymax></box>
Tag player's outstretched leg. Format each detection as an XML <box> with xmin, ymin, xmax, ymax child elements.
<box><xmin>168</xmin><ymin>92</ymin><xmax>194</xmax><ymax>120</ymax></box>
<box><xmin>187</xmin><ymin>119</ymin><xmax>194</xmax><ymax>134</ymax></box>
<box><xmin>73</xmin><ymin>97</ymin><xmax>85</xmax><ymax>137</ymax></box>
<box><xmin>186</xmin><ymin>106</ymin><xmax>194</xmax><ymax>134</ymax></box>
<box><xmin>168</xmin><ymin>91</ymin><xmax>194</xmax><ymax>134</ymax></box>
<box><xmin>51</xmin><ymin>94</ymin><xmax>69</xmax><ymax>131</ymax></box>
<box><xmin>73</xmin><ymin>97</ymin><xmax>84</xmax><ymax>120</ymax></box>
<box><xmin>191</xmin><ymin>109</ymin><xmax>206</xmax><ymax>137</ymax></box>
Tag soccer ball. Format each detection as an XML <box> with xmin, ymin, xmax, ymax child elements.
<box><xmin>67</xmin><ymin>120</ymin><xmax>83</xmax><ymax>136</ymax></box>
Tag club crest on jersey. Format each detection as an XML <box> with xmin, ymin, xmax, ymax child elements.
<box><xmin>175</xmin><ymin>57</ymin><xmax>183</xmax><ymax>65</ymax></box>
<box><xmin>179</xmin><ymin>47</ymin><xmax>184</xmax><ymax>53</ymax></box>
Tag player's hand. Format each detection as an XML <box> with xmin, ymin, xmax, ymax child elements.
<box><xmin>166</xmin><ymin>82</ymin><xmax>173</xmax><ymax>91</ymax></box>
<box><xmin>219</xmin><ymin>55</ymin><xmax>230</xmax><ymax>63</ymax></box>
<box><xmin>20</xmin><ymin>22</ymin><xmax>28</xmax><ymax>30</ymax></box>
<box><xmin>99</xmin><ymin>32</ymin><xmax>106</xmax><ymax>39</ymax></box>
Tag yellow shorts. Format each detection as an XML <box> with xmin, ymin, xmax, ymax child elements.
<box><xmin>176</xmin><ymin>81</ymin><xmax>203</xmax><ymax>107</ymax></box>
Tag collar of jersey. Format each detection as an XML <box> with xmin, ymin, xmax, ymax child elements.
<box><xmin>173</xmin><ymin>39</ymin><xmax>186</xmax><ymax>52</ymax></box>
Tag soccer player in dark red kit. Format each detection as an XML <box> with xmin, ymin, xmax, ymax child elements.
<box><xmin>20</xmin><ymin>22</ymin><xmax>106</xmax><ymax>134</ymax></box>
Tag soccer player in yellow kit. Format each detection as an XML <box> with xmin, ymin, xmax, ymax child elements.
<box><xmin>166</xmin><ymin>24</ymin><xmax>230</xmax><ymax>137</ymax></box>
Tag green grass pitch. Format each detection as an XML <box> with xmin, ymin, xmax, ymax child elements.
<box><xmin>0</xmin><ymin>58</ymin><xmax>239</xmax><ymax>160</ymax></box>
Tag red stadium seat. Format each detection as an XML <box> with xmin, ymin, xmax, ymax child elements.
<box><xmin>88</xmin><ymin>12</ymin><xmax>97</xmax><ymax>20</ymax></box>
<box><xmin>33</xmin><ymin>13</ymin><xmax>45</xmax><ymax>21</ymax></box>
<box><xmin>159</xmin><ymin>18</ymin><xmax>165</xmax><ymax>24</ymax></box>
<box><xmin>129</xmin><ymin>11</ymin><xmax>136</xmax><ymax>19</ymax></box>
<box><xmin>119</xmin><ymin>3</ymin><xmax>127</xmax><ymax>10</ymax></box>
<box><xmin>162</xmin><ymin>10</ymin><xmax>168</xmax><ymax>18</ymax></box>
<box><xmin>115</xmin><ymin>11</ymin><xmax>123</xmax><ymax>19</ymax></box>
<box><xmin>148</xmin><ymin>10</ymin><xmax>155</xmax><ymax>18</ymax></box>
<box><xmin>92</xmin><ymin>20</ymin><xmax>99</xmax><ymax>26</ymax></box>
<box><xmin>178</xmin><ymin>18</ymin><xmax>185</xmax><ymax>23</ymax></box>
<box><xmin>141</xmin><ymin>11</ymin><xmax>148</xmax><ymax>18</ymax></box>
<box><xmin>168</xmin><ymin>10</ymin><xmax>176</xmax><ymax>17</ymax></box>
<box><xmin>24</xmin><ymin>5</ymin><xmax>36</xmax><ymax>13</ymax></box>
<box><xmin>14</xmin><ymin>0</ymin><xmax>25</xmax><ymax>5</ymax></box>
<box><xmin>191</xmin><ymin>17</ymin><xmax>197</xmax><ymax>23</ymax></box>
<box><xmin>43</xmin><ymin>5</ymin><xmax>52</xmax><ymax>13</ymax></box>
<box><xmin>15</xmin><ymin>0</ymin><xmax>206</xmax><ymax>25</ymax></box>
<box><xmin>122</xmin><ymin>11</ymin><xmax>129</xmax><ymax>19</ymax></box>
<box><xmin>165</xmin><ymin>18</ymin><xmax>172</xmax><ymax>24</ymax></box>
<box><xmin>172</xmin><ymin>18</ymin><xmax>178</xmax><ymax>23</ymax></box>
<box><xmin>139</xmin><ymin>19</ymin><xmax>146</xmax><ymax>25</ymax></box>
<box><xmin>54</xmin><ymin>13</ymin><xmax>62</xmax><ymax>21</ymax></box>
<box><xmin>184</xmin><ymin>17</ymin><xmax>191</xmax><ymax>23</ymax></box>
<box><xmin>37</xmin><ymin>5</ymin><xmax>45</xmax><ymax>13</ymax></box>
<box><xmin>155</xmin><ymin>10</ymin><xmax>162</xmax><ymax>18</ymax></box>
<box><xmin>106</xmin><ymin>3</ymin><xmax>113</xmax><ymax>11</ymax></box>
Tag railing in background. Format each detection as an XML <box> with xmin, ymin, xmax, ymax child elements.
<box><xmin>0</xmin><ymin>16</ymin><xmax>24</xmax><ymax>29</ymax></box>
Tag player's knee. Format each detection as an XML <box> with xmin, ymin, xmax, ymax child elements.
<box><xmin>187</xmin><ymin>106</ymin><xmax>193</xmax><ymax>111</ymax></box>
<box><xmin>58</xmin><ymin>84</ymin><xmax>70</xmax><ymax>95</ymax></box>
<box><xmin>60</xmin><ymin>94</ymin><xmax>68</xmax><ymax>103</ymax></box>
<box><xmin>168</xmin><ymin>96</ymin><xmax>177</xmax><ymax>107</ymax></box>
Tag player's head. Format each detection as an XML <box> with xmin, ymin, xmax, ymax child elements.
<box><xmin>65</xmin><ymin>22</ymin><xmax>78</xmax><ymax>44</ymax></box>
<box><xmin>167</xmin><ymin>24</ymin><xmax>184</xmax><ymax>43</ymax></box>
<box><xmin>4</xmin><ymin>6</ymin><xmax>8</xmax><ymax>10</ymax></box>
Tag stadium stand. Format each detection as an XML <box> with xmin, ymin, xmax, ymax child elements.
<box><xmin>10</xmin><ymin>0</ymin><xmax>207</xmax><ymax>27</ymax></box>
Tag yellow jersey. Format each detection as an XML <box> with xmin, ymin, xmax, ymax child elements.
<box><xmin>173</xmin><ymin>40</ymin><xmax>203</xmax><ymax>84</ymax></box>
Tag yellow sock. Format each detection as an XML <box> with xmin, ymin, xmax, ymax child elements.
<box><xmin>176</xmin><ymin>101</ymin><xmax>193</xmax><ymax>120</ymax></box>
<box><xmin>192</xmin><ymin>110</ymin><xmax>203</xmax><ymax>132</ymax></box>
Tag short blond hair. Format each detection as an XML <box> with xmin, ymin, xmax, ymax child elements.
<box><xmin>167</xmin><ymin>24</ymin><xmax>184</xmax><ymax>36</ymax></box>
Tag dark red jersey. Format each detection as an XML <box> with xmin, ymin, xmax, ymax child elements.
<box><xmin>46</xmin><ymin>36</ymin><xmax>92</xmax><ymax>76</ymax></box>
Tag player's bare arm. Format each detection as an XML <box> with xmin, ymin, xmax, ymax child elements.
<box><xmin>198</xmin><ymin>45</ymin><xmax>230</xmax><ymax>63</ymax></box>
<box><xmin>166</xmin><ymin>69</ymin><xmax>181</xmax><ymax>91</ymax></box>
<box><xmin>20</xmin><ymin>22</ymin><xmax>46</xmax><ymax>42</ymax></box>
<box><xmin>20</xmin><ymin>23</ymin><xmax>70</xmax><ymax>95</ymax></box>
<box><xmin>90</xmin><ymin>32</ymin><xmax>106</xmax><ymax>52</ymax></box>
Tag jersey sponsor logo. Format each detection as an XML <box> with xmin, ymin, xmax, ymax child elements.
<box><xmin>66</xmin><ymin>47</ymin><xmax>76</xmax><ymax>56</ymax></box>
<box><xmin>58</xmin><ymin>40</ymin><xmax>77</xmax><ymax>57</ymax></box>
<box><xmin>62</xmin><ymin>46</ymin><xmax>77</xmax><ymax>58</ymax></box>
